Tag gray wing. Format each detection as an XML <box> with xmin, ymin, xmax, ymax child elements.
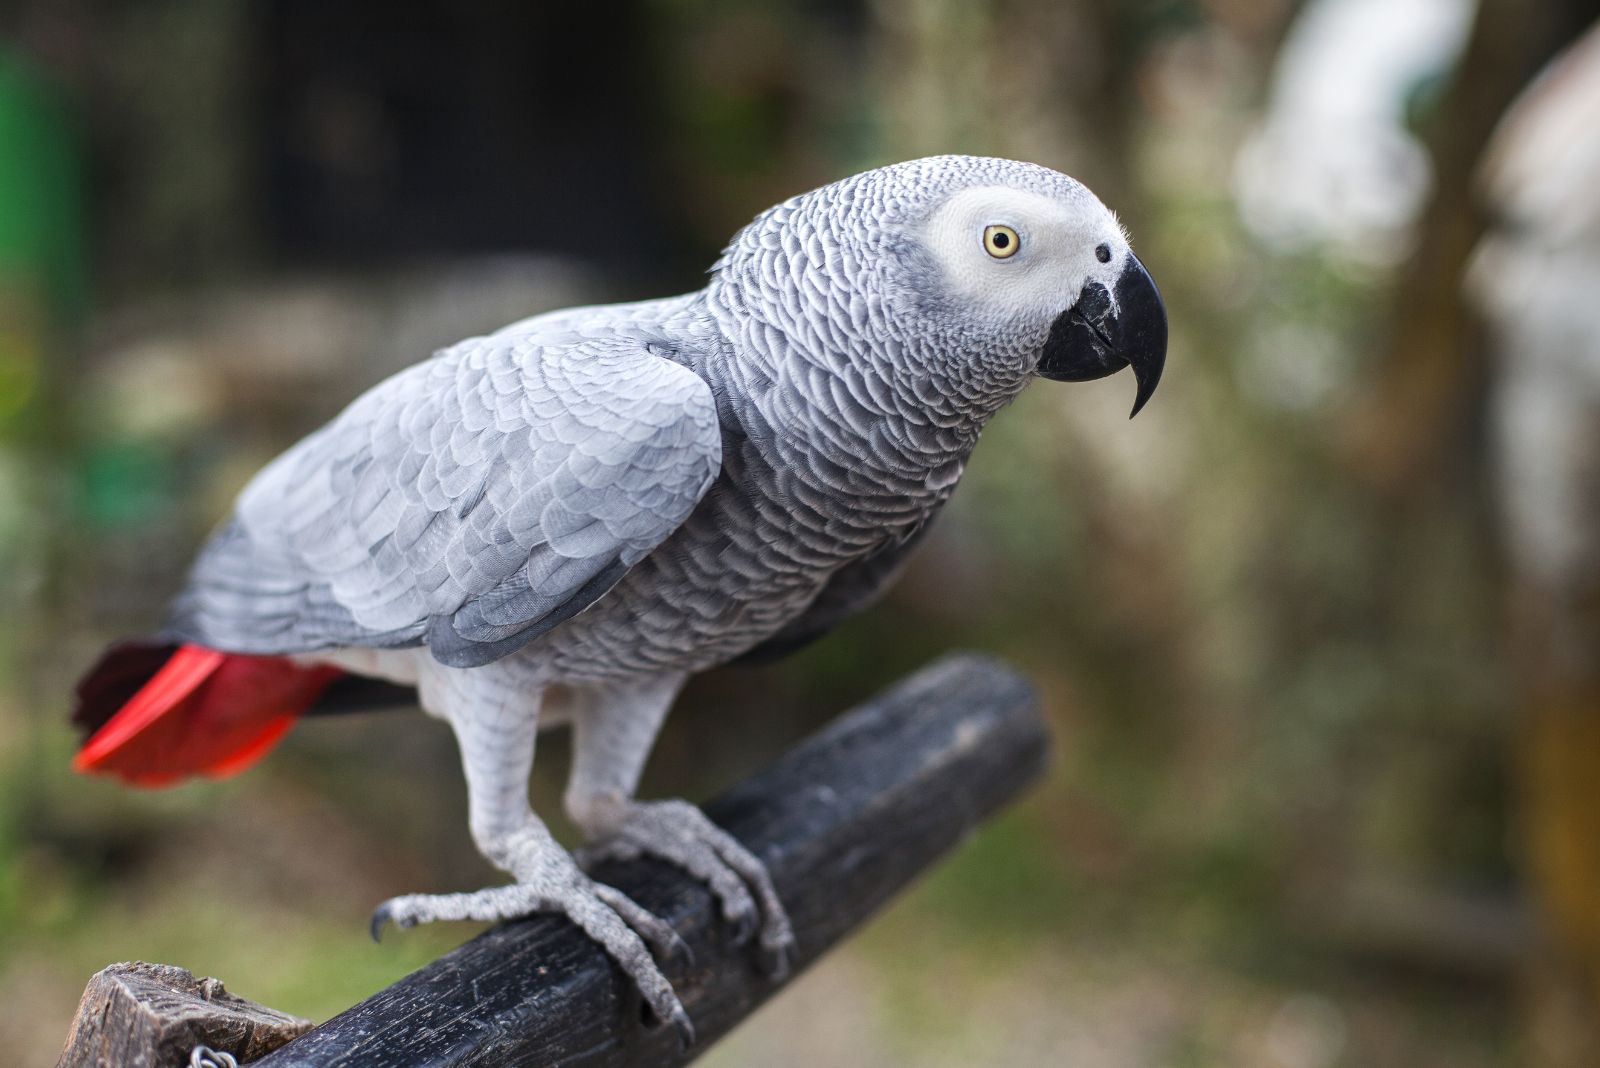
<box><xmin>734</xmin><ymin>512</ymin><xmax>940</xmax><ymax>665</ymax></box>
<box><xmin>167</xmin><ymin>330</ymin><xmax>722</xmax><ymax>668</ymax></box>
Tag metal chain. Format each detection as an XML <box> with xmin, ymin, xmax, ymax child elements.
<box><xmin>189</xmin><ymin>1046</ymin><xmax>239</xmax><ymax>1068</ymax></box>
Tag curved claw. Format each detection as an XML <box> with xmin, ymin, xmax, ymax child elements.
<box><xmin>369</xmin><ymin>903</ymin><xmax>392</xmax><ymax>943</ymax></box>
<box><xmin>660</xmin><ymin>1005</ymin><xmax>696</xmax><ymax>1051</ymax></box>
<box><xmin>639</xmin><ymin>993</ymin><xmax>697</xmax><ymax>1051</ymax></box>
<box><xmin>762</xmin><ymin>939</ymin><xmax>793</xmax><ymax>983</ymax></box>
<box><xmin>370</xmin><ymin>899</ymin><xmax>418</xmax><ymax>942</ymax></box>
<box><xmin>665</xmin><ymin>928</ymin><xmax>695</xmax><ymax>970</ymax></box>
<box><xmin>674</xmin><ymin>1011</ymin><xmax>696</xmax><ymax>1051</ymax></box>
<box><xmin>729</xmin><ymin>905</ymin><xmax>758</xmax><ymax>947</ymax></box>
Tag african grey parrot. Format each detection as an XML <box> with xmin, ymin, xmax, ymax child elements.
<box><xmin>72</xmin><ymin>155</ymin><xmax>1168</xmax><ymax>1042</ymax></box>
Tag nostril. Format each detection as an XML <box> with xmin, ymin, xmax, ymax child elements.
<box><xmin>1074</xmin><ymin>281</ymin><xmax>1112</xmax><ymax>321</ymax></box>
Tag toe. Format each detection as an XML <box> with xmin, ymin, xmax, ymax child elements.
<box><xmin>708</xmin><ymin>874</ymin><xmax>758</xmax><ymax>943</ymax></box>
<box><xmin>590</xmin><ymin>883</ymin><xmax>695</xmax><ymax>969</ymax></box>
<box><xmin>562</xmin><ymin>888</ymin><xmax>690</xmax><ymax>1042</ymax></box>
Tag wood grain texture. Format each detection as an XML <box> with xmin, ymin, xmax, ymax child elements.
<box><xmin>56</xmin><ymin>961</ymin><xmax>311</xmax><ymax>1068</ymax></box>
<box><xmin>255</xmin><ymin>652</ymin><xmax>1046</xmax><ymax>1067</ymax></box>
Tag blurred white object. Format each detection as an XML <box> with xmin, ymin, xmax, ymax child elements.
<box><xmin>1471</xmin><ymin>22</ymin><xmax>1600</xmax><ymax>620</ymax></box>
<box><xmin>1234</xmin><ymin>0</ymin><xmax>1476</xmax><ymax>265</ymax></box>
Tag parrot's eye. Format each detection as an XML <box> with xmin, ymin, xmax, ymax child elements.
<box><xmin>983</xmin><ymin>224</ymin><xmax>1020</xmax><ymax>259</ymax></box>
<box><xmin>1096</xmin><ymin>243</ymin><xmax>1112</xmax><ymax>263</ymax></box>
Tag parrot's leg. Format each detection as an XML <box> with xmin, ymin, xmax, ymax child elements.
<box><xmin>370</xmin><ymin>682</ymin><xmax>694</xmax><ymax>1046</ymax></box>
<box><xmin>565</xmin><ymin>675</ymin><xmax>797</xmax><ymax>979</ymax></box>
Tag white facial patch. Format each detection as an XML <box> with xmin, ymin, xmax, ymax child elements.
<box><xmin>920</xmin><ymin>185</ymin><xmax>1129</xmax><ymax>324</ymax></box>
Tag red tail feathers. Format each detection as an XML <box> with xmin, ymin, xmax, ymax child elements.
<box><xmin>72</xmin><ymin>643</ymin><xmax>341</xmax><ymax>788</ymax></box>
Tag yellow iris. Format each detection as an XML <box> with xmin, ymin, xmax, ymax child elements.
<box><xmin>983</xmin><ymin>224</ymin><xmax>1020</xmax><ymax>259</ymax></box>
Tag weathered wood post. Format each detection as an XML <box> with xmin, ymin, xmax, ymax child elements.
<box><xmin>61</xmin><ymin>652</ymin><xmax>1048</xmax><ymax>1068</ymax></box>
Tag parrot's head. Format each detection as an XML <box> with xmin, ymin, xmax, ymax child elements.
<box><xmin>905</xmin><ymin>157</ymin><xmax>1169</xmax><ymax>418</ymax></box>
<box><xmin>713</xmin><ymin>155</ymin><xmax>1168</xmax><ymax>420</ymax></box>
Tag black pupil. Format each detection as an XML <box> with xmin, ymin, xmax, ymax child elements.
<box><xmin>1095</xmin><ymin>243</ymin><xmax>1111</xmax><ymax>263</ymax></box>
<box><xmin>993</xmin><ymin>231</ymin><xmax>1010</xmax><ymax>249</ymax></box>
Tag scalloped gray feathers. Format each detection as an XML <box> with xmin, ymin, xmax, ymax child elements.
<box><xmin>167</xmin><ymin>331</ymin><xmax>721</xmax><ymax>668</ymax></box>
<box><xmin>733</xmin><ymin>511</ymin><xmax>941</xmax><ymax>665</ymax></box>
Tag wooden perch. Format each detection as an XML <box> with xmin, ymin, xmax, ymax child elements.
<box><xmin>65</xmin><ymin>652</ymin><xmax>1047</xmax><ymax>1067</ymax></box>
<box><xmin>57</xmin><ymin>962</ymin><xmax>311</xmax><ymax>1067</ymax></box>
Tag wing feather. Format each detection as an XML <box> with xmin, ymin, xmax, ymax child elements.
<box><xmin>168</xmin><ymin>329</ymin><xmax>722</xmax><ymax>668</ymax></box>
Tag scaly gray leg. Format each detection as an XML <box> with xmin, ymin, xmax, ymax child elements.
<box><xmin>370</xmin><ymin>673</ymin><xmax>693</xmax><ymax>1045</ymax></box>
<box><xmin>565</xmin><ymin>675</ymin><xmax>796</xmax><ymax>978</ymax></box>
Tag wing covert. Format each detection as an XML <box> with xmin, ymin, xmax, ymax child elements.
<box><xmin>169</xmin><ymin>331</ymin><xmax>722</xmax><ymax>668</ymax></box>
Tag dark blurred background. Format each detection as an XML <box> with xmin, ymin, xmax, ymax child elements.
<box><xmin>4</xmin><ymin>0</ymin><xmax>1600</xmax><ymax>1064</ymax></box>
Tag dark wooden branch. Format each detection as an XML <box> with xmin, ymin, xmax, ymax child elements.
<box><xmin>254</xmin><ymin>652</ymin><xmax>1046</xmax><ymax>1067</ymax></box>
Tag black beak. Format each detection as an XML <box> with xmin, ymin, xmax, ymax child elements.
<box><xmin>1036</xmin><ymin>253</ymin><xmax>1168</xmax><ymax>417</ymax></box>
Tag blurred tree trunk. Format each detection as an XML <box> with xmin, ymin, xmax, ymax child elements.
<box><xmin>1398</xmin><ymin>4</ymin><xmax>1600</xmax><ymax>1065</ymax></box>
<box><xmin>1483</xmin><ymin>20</ymin><xmax>1600</xmax><ymax>1063</ymax></box>
<box><xmin>1342</xmin><ymin>0</ymin><xmax>1597</xmax><ymax>492</ymax></box>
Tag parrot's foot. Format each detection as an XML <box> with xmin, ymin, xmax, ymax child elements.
<box><xmin>578</xmin><ymin>798</ymin><xmax>795</xmax><ymax>979</ymax></box>
<box><xmin>370</xmin><ymin>832</ymin><xmax>694</xmax><ymax>1048</ymax></box>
